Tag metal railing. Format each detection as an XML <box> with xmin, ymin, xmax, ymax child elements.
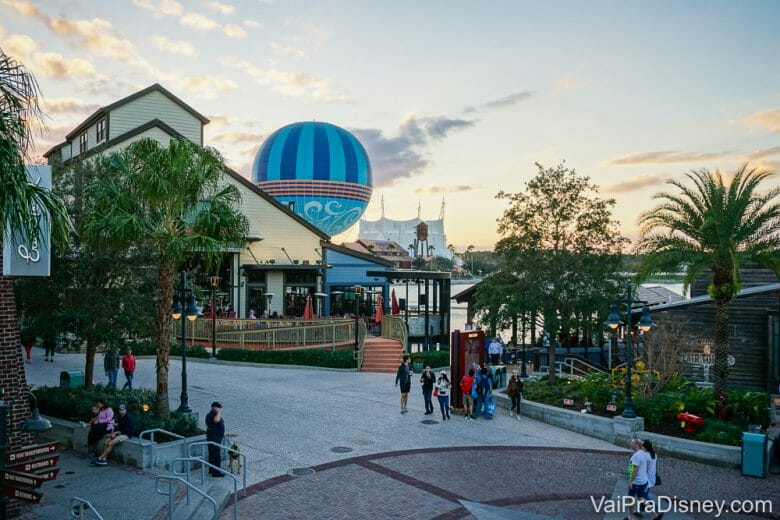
<box><xmin>380</xmin><ymin>315</ymin><xmax>408</xmax><ymax>351</ymax></box>
<box><xmin>170</xmin><ymin>457</ymin><xmax>238</xmax><ymax>520</ymax></box>
<box><xmin>155</xmin><ymin>475</ymin><xmax>217</xmax><ymax>520</ymax></box>
<box><xmin>70</xmin><ymin>497</ymin><xmax>103</xmax><ymax>519</ymax></box>
<box><xmin>353</xmin><ymin>319</ymin><xmax>367</xmax><ymax>368</ymax></box>
<box><xmin>186</xmin><ymin>441</ymin><xmax>247</xmax><ymax>497</ymax></box>
<box><xmin>203</xmin><ymin>320</ymin><xmax>356</xmax><ymax>351</ymax></box>
<box><xmin>138</xmin><ymin>428</ymin><xmax>186</xmax><ymax>468</ymax></box>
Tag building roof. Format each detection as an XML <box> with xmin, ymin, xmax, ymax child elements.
<box><xmin>44</xmin><ymin>83</ymin><xmax>210</xmax><ymax>157</ymax></box>
<box><xmin>631</xmin><ymin>282</ymin><xmax>780</xmax><ymax>314</ymax></box>
<box><xmin>324</xmin><ymin>243</ymin><xmax>394</xmax><ymax>267</ymax></box>
<box><xmin>636</xmin><ymin>285</ymin><xmax>685</xmax><ymax>306</ymax></box>
<box><xmin>357</xmin><ymin>239</ymin><xmax>408</xmax><ymax>254</ymax></box>
<box><xmin>367</xmin><ymin>269</ymin><xmax>451</xmax><ymax>280</ymax></box>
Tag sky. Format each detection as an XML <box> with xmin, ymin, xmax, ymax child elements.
<box><xmin>2</xmin><ymin>0</ymin><xmax>780</xmax><ymax>250</ymax></box>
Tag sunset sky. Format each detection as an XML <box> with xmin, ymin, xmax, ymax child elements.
<box><xmin>3</xmin><ymin>0</ymin><xmax>779</xmax><ymax>250</ymax></box>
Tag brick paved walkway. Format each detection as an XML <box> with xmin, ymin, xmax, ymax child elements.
<box><xmin>225</xmin><ymin>446</ymin><xmax>780</xmax><ymax>520</ymax></box>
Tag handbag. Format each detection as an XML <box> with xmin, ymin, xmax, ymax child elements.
<box><xmin>655</xmin><ymin>473</ymin><xmax>662</xmax><ymax>486</ymax></box>
<box><xmin>433</xmin><ymin>388</ymin><xmax>439</xmax><ymax>397</ymax></box>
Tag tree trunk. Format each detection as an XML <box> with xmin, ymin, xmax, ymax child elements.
<box><xmin>154</xmin><ymin>260</ymin><xmax>176</xmax><ymax>417</ymax></box>
<box><xmin>85</xmin><ymin>336</ymin><xmax>97</xmax><ymax>387</ymax></box>
<box><xmin>713</xmin><ymin>300</ymin><xmax>731</xmax><ymax>395</ymax></box>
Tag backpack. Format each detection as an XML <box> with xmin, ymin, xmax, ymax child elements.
<box><xmin>471</xmin><ymin>376</ymin><xmax>479</xmax><ymax>399</ymax></box>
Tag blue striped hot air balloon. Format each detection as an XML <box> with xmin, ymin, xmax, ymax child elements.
<box><xmin>252</xmin><ymin>121</ymin><xmax>373</xmax><ymax>236</ymax></box>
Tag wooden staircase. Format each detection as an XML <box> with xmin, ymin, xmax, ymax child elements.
<box><xmin>361</xmin><ymin>337</ymin><xmax>404</xmax><ymax>373</ymax></box>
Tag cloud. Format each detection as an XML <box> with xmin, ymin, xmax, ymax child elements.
<box><xmin>424</xmin><ymin>117</ymin><xmax>475</xmax><ymax>141</ymax></box>
<box><xmin>349</xmin><ymin>114</ymin><xmax>474</xmax><ymax>187</ymax></box>
<box><xmin>603</xmin><ymin>174</ymin><xmax>673</xmax><ymax>194</ymax></box>
<box><xmin>152</xmin><ymin>36</ymin><xmax>197</xmax><ymax>56</ymax></box>
<box><xmin>222</xmin><ymin>57</ymin><xmax>349</xmax><ymax>102</ymax></box>
<box><xmin>39</xmin><ymin>98</ymin><xmax>100</xmax><ymax>114</ymax></box>
<box><xmin>206</xmin><ymin>1</ymin><xmax>235</xmax><ymax>15</ymax></box>
<box><xmin>413</xmin><ymin>185</ymin><xmax>482</xmax><ymax>194</ymax></box>
<box><xmin>31</xmin><ymin>52</ymin><xmax>96</xmax><ymax>79</ymax></box>
<box><xmin>180</xmin><ymin>12</ymin><xmax>220</xmax><ymax>30</ymax></box>
<box><xmin>206</xmin><ymin>115</ymin><xmax>231</xmax><ymax>127</ymax></box>
<box><xmin>465</xmin><ymin>90</ymin><xmax>534</xmax><ymax>113</ymax></box>
<box><xmin>243</xmin><ymin>19</ymin><xmax>263</xmax><ymax>29</ymax></box>
<box><xmin>745</xmin><ymin>146</ymin><xmax>780</xmax><ymax>160</ymax></box>
<box><xmin>132</xmin><ymin>0</ymin><xmax>183</xmax><ymax>16</ymax></box>
<box><xmin>1</xmin><ymin>33</ymin><xmax>37</xmax><ymax>60</ymax></box>
<box><xmin>270</xmin><ymin>42</ymin><xmax>305</xmax><ymax>59</ymax></box>
<box><xmin>223</xmin><ymin>24</ymin><xmax>246</xmax><ymax>38</ymax></box>
<box><xmin>605</xmin><ymin>150</ymin><xmax>731</xmax><ymax>166</ymax></box>
<box><xmin>744</xmin><ymin>109</ymin><xmax>780</xmax><ymax>132</ymax></box>
<box><xmin>211</xmin><ymin>131</ymin><xmax>267</xmax><ymax>144</ymax></box>
<box><xmin>183</xmin><ymin>74</ymin><xmax>238</xmax><ymax>97</ymax></box>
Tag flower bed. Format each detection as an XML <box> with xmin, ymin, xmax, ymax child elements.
<box><xmin>521</xmin><ymin>372</ymin><xmax>770</xmax><ymax>446</ymax></box>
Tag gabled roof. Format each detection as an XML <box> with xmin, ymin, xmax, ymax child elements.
<box><xmin>324</xmin><ymin>243</ymin><xmax>394</xmax><ymax>267</ymax></box>
<box><xmin>46</xmin><ymin>117</ymin><xmax>330</xmax><ymax>241</ymax></box>
<box><xmin>68</xmin><ymin>84</ymin><xmax>209</xmax><ymax>141</ymax></box>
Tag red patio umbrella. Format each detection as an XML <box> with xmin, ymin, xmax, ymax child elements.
<box><xmin>391</xmin><ymin>289</ymin><xmax>400</xmax><ymax>315</ymax></box>
<box><xmin>374</xmin><ymin>294</ymin><xmax>384</xmax><ymax>324</ymax></box>
<box><xmin>302</xmin><ymin>295</ymin><xmax>314</xmax><ymax>320</ymax></box>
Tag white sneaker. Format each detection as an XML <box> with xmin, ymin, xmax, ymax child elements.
<box><xmin>517</xmin><ymin>415</ymin><xmax>521</xmax><ymax>421</ymax></box>
<box><xmin>509</xmin><ymin>411</ymin><xmax>514</xmax><ymax>416</ymax></box>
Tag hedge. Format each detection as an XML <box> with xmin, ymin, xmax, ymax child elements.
<box><xmin>217</xmin><ymin>348</ymin><xmax>356</xmax><ymax>369</ymax></box>
<box><xmin>410</xmin><ymin>350</ymin><xmax>450</xmax><ymax>368</ymax></box>
<box><xmin>130</xmin><ymin>340</ymin><xmax>211</xmax><ymax>359</ymax></box>
<box><xmin>33</xmin><ymin>385</ymin><xmax>199</xmax><ymax>437</ymax></box>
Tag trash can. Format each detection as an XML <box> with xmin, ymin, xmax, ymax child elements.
<box><xmin>742</xmin><ymin>432</ymin><xmax>768</xmax><ymax>477</ymax></box>
<box><xmin>60</xmin><ymin>370</ymin><xmax>84</xmax><ymax>389</ymax></box>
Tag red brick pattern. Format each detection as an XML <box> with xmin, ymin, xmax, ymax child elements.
<box><xmin>0</xmin><ymin>247</ymin><xmax>34</xmax><ymax>516</ymax></box>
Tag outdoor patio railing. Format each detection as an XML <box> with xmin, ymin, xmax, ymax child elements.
<box><xmin>211</xmin><ymin>319</ymin><xmax>356</xmax><ymax>350</ymax></box>
<box><xmin>381</xmin><ymin>315</ymin><xmax>408</xmax><ymax>351</ymax></box>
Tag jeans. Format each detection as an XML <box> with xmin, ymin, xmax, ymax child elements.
<box><xmin>511</xmin><ymin>394</ymin><xmax>521</xmax><ymax>414</ymax></box>
<box><xmin>207</xmin><ymin>439</ymin><xmax>223</xmax><ymax>474</ymax></box>
<box><xmin>122</xmin><ymin>371</ymin><xmax>134</xmax><ymax>390</ymax></box>
<box><xmin>107</xmin><ymin>369</ymin><xmax>118</xmax><ymax>389</ymax></box>
<box><xmin>437</xmin><ymin>395</ymin><xmax>450</xmax><ymax>419</ymax></box>
<box><xmin>422</xmin><ymin>388</ymin><xmax>434</xmax><ymax>413</ymax></box>
<box><xmin>474</xmin><ymin>394</ymin><xmax>485</xmax><ymax>418</ymax></box>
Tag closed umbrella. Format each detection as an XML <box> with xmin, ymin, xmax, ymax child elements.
<box><xmin>391</xmin><ymin>289</ymin><xmax>400</xmax><ymax>315</ymax></box>
<box><xmin>302</xmin><ymin>295</ymin><xmax>314</xmax><ymax>320</ymax></box>
<box><xmin>374</xmin><ymin>294</ymin><xmax>384</xmax><ymax>324</ymax></box>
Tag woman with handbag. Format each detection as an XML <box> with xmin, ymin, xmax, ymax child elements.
<box><xmin>435</xmin><ymin>371</ymin><xmax>451</xmax><ymax>420</ymax></box>
<box><xmin>642</xmin><ymin>439</ymin><xmax>663</xmax><ymax>519</ymax></box>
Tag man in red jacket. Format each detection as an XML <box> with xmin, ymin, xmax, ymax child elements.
<box><xmin>121</xmin><ymin>348</ymin><xmax>136</xmax><ymax>390</ymax></box>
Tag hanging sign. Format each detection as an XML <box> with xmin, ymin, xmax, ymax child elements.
<box><xmin>3</xmin><ymin>165</ymin><xmax>52</xmax><ymax>277</ymax></box>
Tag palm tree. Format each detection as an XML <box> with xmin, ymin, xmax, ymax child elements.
<box><xmin>467</xmin><ymin>244</ymin><xmax>475</xmax><ymax>274</ymax></box>
<box><xmin>637</xmin><ymin>165</ymin><xmax>780</xmax><ymax>394</ymax></box>
<box><xmin>1</xmin><ymin>48</ymin><xmax>71</xmax><ymax>396</ymax></box>
<box><xmin>84</xmin><ymin>137</ymin><xmax>249</xmax><ymax>416</ymax></box>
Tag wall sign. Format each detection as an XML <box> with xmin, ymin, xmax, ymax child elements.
<box><xmin>3</xmin><ymin>165</ymin><xmax>51</xmax><ymax>277</ymax></box>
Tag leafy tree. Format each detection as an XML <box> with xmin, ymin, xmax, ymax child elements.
<box><xmin>84</xmin><ymin>138</ymin><xmax>249</xmax><ymax>416</ymax></box>
<box><xmin>1</xmin><ymin>48</ymin><xmax>71</xmax><ymax>387</ymax></box>
<box><xmin>493</xmin><ymin>162</ymin><xmax>626</xmax><ymax>379</ymax></box>
<box><xmin>637</xmin><ymin>166</ymin><xmax>780</xmax><ymax>393</ymax></box>
<box><xmin>15</xmin><ymin>159</ymin><xmax>156</xmax><ymax>386</ymax></box>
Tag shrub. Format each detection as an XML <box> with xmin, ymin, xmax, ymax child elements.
<box><xmin>410</xmin><ymin>350</ymin><xmax>450</xmax><ymax>369</ymax></box>
<box><xmin>128</xmin><ymin>341</ymin><xmax>210</xmax><ymax>359</ymax></box>
<box><xmin>696</xmin><ymin>419</ymin><xmax>743</xmax><ymax>446</ymax></box>
<box><xmin>33</xmin><ymin>385</ymin><xmax>199</xmax><ymax>437</ymax></box>
<box><xmin>217</xmin><ymin>348</ymin><xmax>356</xmax><ymax>369</ymax></box>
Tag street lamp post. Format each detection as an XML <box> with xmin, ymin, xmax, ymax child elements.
<box><xmin>209</xmin><ymin>275</ymin><xmax>221</xmax><ymax>358</ymax></box>
<box><xmin>171</xmin><ymin>271</ymin><xmax>199</xmax><ymax>414</ymax></box>
<box><xmin>520</xmin><ymin>341</ymin><xmax>528</xmax><ymax>378</ymax></box>
<box><xmin>0</xmin><ymin>389</ymin><xmax>51</xmax><ymax>518</ymax></box>
<box><xmin>604</xmin><ymin>282</ymin><xmax>655</xmax><ymax>419</ymax></box>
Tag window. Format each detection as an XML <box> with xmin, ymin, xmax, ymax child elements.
<box><xmin>96</xmin><ymin>118</ymin><xmax>106</xmax><ymax>142</ymax></box>
<box><xmin>79</xmin><ymin>132</ymin><xmax>87</xmax><ymax>154</ymax></box>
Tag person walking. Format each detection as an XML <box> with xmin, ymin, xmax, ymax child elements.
<box><xmin>419</xmin><ymin>364</ymin><xmax>436</xmax><ymax>415</ymax></box>
<box><xmin>104</xmin><ymin>347</ymin><xmax>120</xmax><ymax>389</ymax></box>
<box><xmin>395</xmin><ymin>355</ymin><xmax>412</xmax><ymax>413</ymax></box>
<box><xmin>205</xmin><ymin>401</ymin><xmax>226</xmax><ymax>477</ymax></box>
<box><xmin>474</xmin><ymin>368</ymin><xmax>489</xmax><ymax>419</ymax></box>
<box><xmin>624</xmin><ymin>438</ymin><xmax>651</xmax><ymax>520</ymax></box>
<box><xmin>43</xmin><ymin>332</ymin><xmax>56</xmax><ymax>362</ymax></box>
<box><xmin>121</xmin><ymin>348</ymin><xmax>136</xmax><ymax>390</ymax></box>
<box><xmin>506</xmin><ymin>370</ymin><xmax>523</xmax><ymax>419</ymax></box>
<box><xmin>642</xmin><ymin>439</ymin><xmax>664</xmax><ymax>519</ymax></box>
<box><xmin>460</xmin><ymin>368</ymin><xmax>476</xmax><ymax>420</ymax></box>
<box><xmin>435</xmin><ymin>371</ymin><xmax>451</xmax><ymax>420</ymax></box>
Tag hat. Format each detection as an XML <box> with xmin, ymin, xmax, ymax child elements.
<box><xmin>439</xmin><ymin>370</ymin><xmax>447</xmax><ymax>375</ymax></box>
<box><xmin>118</xmin><ymin>404</ymin><xmax>127</xmax><ymax>411</ymax></box>
<box><xmin>211</xmin><ymin>401</ymin><xmax>222</xmax><ymax>409</ymax></box>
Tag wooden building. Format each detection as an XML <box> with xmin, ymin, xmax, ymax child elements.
<box><xmin>44</xmin><ymin>83</ymin><xmax>329</xmax><ymax>318</ymax></box>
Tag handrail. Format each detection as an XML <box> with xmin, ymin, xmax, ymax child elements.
<box><xmin>70</xmin><ymin>497</ymin><xmax>104</xmax><ymax>519</ymax></box>
<box><xmin>155</xmin><ymin>475</ymin><xmax>217</xmax><ymax>520</ymax></box>
<box><xmin>353</xmin><ymin>319</ymin><xmax>367</xmax><ymax>368</ymax></box>
<box><xmin>186</xmin><ymin>441</ymin><xmax>247</xmax><ymax>497</ymax></box>
<box><xmin>381</xmin><ymin>315</ymin><xmax>408</xmax><ymax>351</ymax></box>
<box><xmin>562</xmin><ymin>356</ymin><xmax>607</xmax><ymax>375</ymax></box>
<box><xmin>170</xmin><ymin>457</ymin><xmax>238</xmax><ymax>520</ymax></box>
<box><xmin>138</xmin><ymin>428</ymin><xmax>186</xmax><ymax>468</ymax></box>
<box><xmin>205</xmin><ymin>320</ymin><xmax>357</xmax><ymax>351</ymax></box>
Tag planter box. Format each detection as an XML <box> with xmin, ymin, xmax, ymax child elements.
<box><xmin>638</xmin><ymin>430</ymin><xmax>740</xmax><ymax>469</ymax></box>
<box><xmin>40</xmin><ymin>415</ymin><xmax>205</xmax><ymax>470</ymax></box>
